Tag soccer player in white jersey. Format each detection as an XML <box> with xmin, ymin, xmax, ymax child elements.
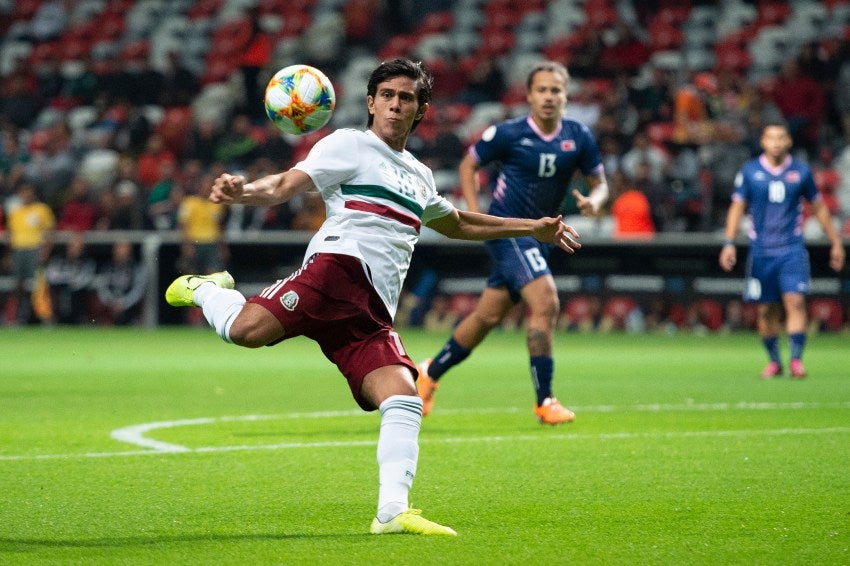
<box><xmin>165</xmin><ymin>59</ymin><xmax>583</xmax><ymax>535</ymax></box>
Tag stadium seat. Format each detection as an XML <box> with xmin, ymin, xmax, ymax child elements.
<box><xmin>808</xmin><ymin>298</ymin><xmax>844</xmax><ymax>332</ymax></box>
<box><xmin>449</xmin><ymin>293</ymin><xmax>478</xmax><ymax>319</ymax></box>
<box><xmin>600</xmin><ymin>295</ymin><xmax>638</xmax><ymax>331</ymax></box>
<box><xmin>693</xmin><ymin>298</ymin><xmax>724</xmax><ymax>331</ymax></box>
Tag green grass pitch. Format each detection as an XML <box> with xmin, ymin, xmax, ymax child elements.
<box><xmin>1</xmin><ymin>327</ymin><xmax>848</xmax><ymax>564</ymax></box>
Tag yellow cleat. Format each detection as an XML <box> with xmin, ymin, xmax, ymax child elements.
<box><xmin>534</xmin><ymin>397</ymin><xmax>576</xmax><ymax>425</ymax></box>
<box><xmin>165</xmin><ymin>271</ymin><xmax>235</xmax><ymax>307</ymax></box>
<box><xmin>416</xmin><ymin>359</ymin><xmax>439</xmax><ymax>416</ymax></box>
<box><xmin>370</xmin><ymin>509</ymin><xmax>457</xmax><ymax>536</ymax></box>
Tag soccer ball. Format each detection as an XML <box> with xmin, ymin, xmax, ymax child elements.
<box><xmin>264</xmin><ymin>64</ymin><xmax>336</xmax><ymax>135</ymax></box>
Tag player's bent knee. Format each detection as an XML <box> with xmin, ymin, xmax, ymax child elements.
<box><xmin>228</xmin><ymin>306</ymin><xmax>284</xmax><ymax>348</ymax></box>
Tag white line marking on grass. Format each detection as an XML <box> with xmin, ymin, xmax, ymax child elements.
<box><xmin>1</xmin><ymin>401</ymin><xmax>848</xmax><ymax>462</ymax></box>
<box><xmin>3</xmin><ymin>426</ymin><xmax>849</xmax><ymax>462</ymax></box>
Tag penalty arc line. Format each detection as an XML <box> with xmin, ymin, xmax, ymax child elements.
<box><xmin>1</xmin><ymin>401</ymin><xmax>849</xmax><ymax>462</ymax></box>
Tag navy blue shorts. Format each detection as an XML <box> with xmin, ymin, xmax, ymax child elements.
<box><xmin>484</xmin><ymin>237</ymin><xmax>552</xmax><ymax>303</ymax></box>
<box><xmin>744</xmin><ymin>249</ymin><xmax>810</xmax><ymax>303</ymax></box>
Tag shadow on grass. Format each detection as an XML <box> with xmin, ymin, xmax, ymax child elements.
<box><xmin>0</xmin><ymin>532</ymin><xmax>366</xmax><ymax>551</ymax></box>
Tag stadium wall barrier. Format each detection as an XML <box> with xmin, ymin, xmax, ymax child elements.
<box><xmin>1</xmin><ymin>230</ymin><xmax>848</xmax><ymax>329</ymax></box>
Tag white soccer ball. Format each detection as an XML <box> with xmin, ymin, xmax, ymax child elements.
<box><xmin>264</xmin><ymin>64</ymin><xmax>336</xmax><ymax>135</ymax></box>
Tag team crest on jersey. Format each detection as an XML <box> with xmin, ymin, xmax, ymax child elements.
<box><xmin>280</xmin><ymin>290</ymin><xmax>299</xmax><ymax>311</ymax></box>
<box><xmin>785</xmin><ymin>171</ymin><xmax>800</xmax><ymax>183</ymax></box>
<box><xmin>561</xmin><ymin>140</ymin><xmax>576</xmax><ymax>151</ymax></box>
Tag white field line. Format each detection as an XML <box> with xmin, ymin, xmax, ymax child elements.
<box><xmin>1</xmin><ymin>401</ymin><xmax>849</xmax><ymax>462</ymax></box>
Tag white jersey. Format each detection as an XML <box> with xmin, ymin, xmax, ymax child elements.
<box><xmin>293</xmin><ymin>128</ymin><xmax>455</xmax><ymax>319</ymax></box>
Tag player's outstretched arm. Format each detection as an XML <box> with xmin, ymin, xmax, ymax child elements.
<box><xmin>209</xmin><ymin>170</ymin><xmax>315</xmax><ymax>207</ymax></box>
<box><xmin>427</xmin><ymin>210</ymin><xmax>581</xmax><ymax>254</ymax></box>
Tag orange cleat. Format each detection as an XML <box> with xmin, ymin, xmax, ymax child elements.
<box><xmin>534</xmin><ymin>397</ymin><xmax>575</xmax><ymax>425</ymax></box>
<box><xmin>416</xmin><ymin>359</ymin><xmax>438</xmax><ymax>416</ymax></box>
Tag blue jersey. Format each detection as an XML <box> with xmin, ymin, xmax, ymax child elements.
<box><xmin>732</xmin><ymin>154</ymin><xmax>819</xmax><ymax>256</ymax></box>
<box><xmin>471</xmin><ymin>116</ymin><xmax>603</xmax><ymax>219</ymax></box>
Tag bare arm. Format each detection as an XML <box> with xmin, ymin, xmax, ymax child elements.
<box><xmin>719</xmin><ymin>199</ymin><xmax>746</xmax><ymax>271</ymax></box>
<box><xmin>457</xmin><ymin>151</ymin><xmax>482</xmax><ymax>213</ymax></box>
<box><xmin>209</xmin><ymin>169</ymin><xmax>316</xmax><ymax>207</ymax></box>
<box><xmin>811</xmin><ymin>199</ymin><xmax>846</xmax><ymax>272</ymax></box>
<box><xmin>572</xmin><ymin>170</ymin><xmax>610</xmax><ymax>216</ymax></box>
<box><xmin>426</xmin><ymin>209</ymin><xmax>581</xmax><ymax>254</ymax></box>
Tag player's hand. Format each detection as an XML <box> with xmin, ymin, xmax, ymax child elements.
<box><xmin>829</xmin><ymin>241</ymin><xmax>845</xmax><ymax>272</ymax></box>
<box><xmin>534</xmin><ymin>215</ymin><xmax>581</xmax><ymax>254</ymax></box>
<box><xmin>572</xmin><ymin>189</ymin><xmax>598</xmax><ymax>217</ymax></box>
<box><xmin>210</xmin><ymin>173</ymin><xmax>245</xmax><ymax>204</ymax></box>
<box><xmin>719</xmin><ymin>245</ymin><xmax>736</xmax><ymax>272</ymax></box>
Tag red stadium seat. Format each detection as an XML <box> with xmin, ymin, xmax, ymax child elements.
<box><xmin>601</xmin><ymin>295</ymin><xmax>638</xmax><ymax>330</ymax></box>
<box><xmin>480</xmin><ymin>27</ymin><xmax>515</xmax><ymax>56</ymax></box>
<box><xmin>693</xmin><ymin>298</ymin><xmax>724</xmax><ymax>331</ymax></box>
<box><xmin>188</xmin><ymin>0</ymin><xmax>223</xmax><ymax>20</ymax></box>
<box><xmin>808</xmin><ymin>298</ymin><xmax>844</xmax><ymax>332</ymax></box>
<box><xmin>417</xmin><ymin>11</ymin><xmax>454</xmax><ymax>35</ymax></box>
<box><xmin>449</xmin><ymin>293</ymin><xmax>478</xmax><ymax>319</ymax></box>
<box><xmin>11</xmin><ymin>0</ymin><xmax>42</xmax><ymax>22</ymax></box>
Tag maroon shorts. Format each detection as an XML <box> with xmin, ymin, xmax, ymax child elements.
<box><xmin>247</xmin><ymin>253</ymin><xmax>415</xmax><ymax>411</ymax></box>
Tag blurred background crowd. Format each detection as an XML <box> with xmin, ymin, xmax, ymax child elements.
<box><xmin>1</xmin><ymin>0</ymin><xmax>849</xmax><ymax>327</ymax></box>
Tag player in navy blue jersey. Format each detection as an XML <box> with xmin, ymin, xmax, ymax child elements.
<box><xmin>719</xmin><ymin>121</ymin><xmax>845</xmax><ymax>379</ymax></box>
<box><xmin>418</xmin><ymin>61</ymin><xmax>609</xmax><ymax>424</ymax></box>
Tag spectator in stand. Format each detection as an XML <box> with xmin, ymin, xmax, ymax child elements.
<box><xmin>835</xmin><ymin>53</ymin><xmax>850</xmax><ymax>144</ymax></box>
<box><xmin>56</xmin><ymin>176</ymin><xmax>99</xmax><ymax>231</ymax></box>
<box><xmin>4</xmin><ymin>182</ymin><xmax>55</xmax><ymax>325</ymax></box>
<box><xmin>673</xmin><ymin>72</ymin><xmax>718</xmax><ymax>145</ymax></box>
<box><xmin>137</xmin><ymin>133</ymin><xmax>176</xmax><ymax>190</ymax></box>
<box><xmin>631</xmin><ymin>65</ymin><xmax>672</xmax><ymax>124</ymax></box>
<box><xmin>146</xmin><ymin>160</ymin><xmax>182</xmax><ymax>230</ymax></box>
<box><xmin>664</xmin><ymin>140</ymin><xmax>702</xmax><ymax>231</ymax></box>
<box><xmin>620</xmin><ymin>130</ymin><xmax>668</xmax><ymax>184</ymax></box>
<box><xmin>23</xmin><ymin>123</ymin><xmax>76</xmax><ymax>209</ymax></box>
<box><xmin>569</xmin><ymin>26</ymin><xmax>605</xmax><ymax>79</ymax></box>
<box><xmin>92</xmin><ymin>241</ymin><xmax>146</xmax><ymax>326</ymax></box>
<box><xmin>457</xmin><ymin>57</ymin><xmax>506</xmax><ymax>106</ymax></box>
<box><xmin>176</xmin><ymin>173</ymin><xmax>228</xmax><ymax>277</ymax></box>
<box><xmin>238</xmin><ymin>7</ymin><xmax>273</xmax><ymax>122</ymax></box>
<box><xmin>160</xmin><ymin>51</ymin><xmax>199</xmax><ymax>108</ymax></box>
<box><xmin>215</xmin><ymin>113</ymin><xmax>259</xmax><ymax>170</ymax></box>
<box><xmin>1</xmin><ymin>66</ymin><xmax>42</xmax><ymax>130</ymax></box>
<box><xmin>417</xmin><ymin>115</ymin><xmax>466</xmax><ymax>171</ymax></box>
<box><xmin>772</xmin><ymin>58</ymin><xmax>826</xmax><ymax>158</ymax></box>
<box><xmin>98</xmin><ymin>180</ymin><xmax>145</xmax><ymax>231</ymax></box>
<box><xmin>185</xmin><ymin>119</ymin><xmax>224</xmax><ymax>167</ymax></box>
<box><xmin>610</xmin><ymin>168</ymin><xmax>656</xmax><ymax>239</ymax></box>
<box><xmin>598</xmin><ymin>135</ymin><xmax>622</xmax><ymax>178</ymax></box>
<box><xmin>598</xmin><ymin>23</ymin><xmax>651</xmax><ymax>77</ymax></box>
<box><xmin>45</xmin><ymin>232</ymin><xmax>96</xmax><ymax>325</ymax></box>
<box><xmin>0</xmin><ymin>127</ymin><xmax>29</xmax><ymax>191</ymax></box>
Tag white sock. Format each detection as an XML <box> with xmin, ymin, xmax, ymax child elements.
<box><xmin>194</xmin><ymin>283</ymin><xmax>246</xmax><ymax>343</ymax></box>
<box><xmin>375</xmin><ymin>395</ymin><xmax>422</xmax><ymax>523</ymax></box>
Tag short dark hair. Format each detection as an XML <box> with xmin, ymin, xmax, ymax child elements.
<box><xmin>526</xmin><ymin>61</ymin><xmax>569</xmax><ymax>90</ymax></box>
<box><xmin>367</xmin><ymin>58</ymin><xmax>433</xmax><ymax>131</ymax></box>
<box><xmin>761</xmin><ymin>119</ymin><xmax>789</xmax><ymax>133</ymax></box>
